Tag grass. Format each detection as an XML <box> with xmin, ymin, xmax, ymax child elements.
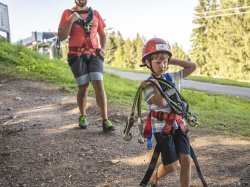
<box><xmin>182</xmin><ymin>90</ymin><xmax>250</xmax><ymax>136</ymax></box>
<box><xmin>1</xmin><ymin>41</ymin><xmax>249</xmax><ymax>137</ymax></box>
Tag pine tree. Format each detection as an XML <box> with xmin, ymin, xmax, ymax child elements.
<box><xmin>105</xmin><ymin>31</ymin><xmax>116</xmax><ymax>65</ymax></box>
<box><xmin>190</xmin><ymin>0</ymin><xmax>211</xmax><ymax>75</ymax></box>
<box><xmin>113</xmin><ymin>31</ymin><xmax>125</xmax><ymax>67</ymax></box>
<box><xmin>134</xmin><ymin>33</ymin><xmax>146</xmax><ymax>70</ymax></box>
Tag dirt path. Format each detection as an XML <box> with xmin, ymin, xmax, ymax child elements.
<box><xmin>0</xmin><ymin>79</ymin><xmax>249</xmax><ymax>187</ymax></box>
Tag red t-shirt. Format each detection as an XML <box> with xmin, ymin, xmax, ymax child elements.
<box><xmin>58</xmin><ymin>6</ymin><xmax>106</xmax><ymax>51</ymax></box>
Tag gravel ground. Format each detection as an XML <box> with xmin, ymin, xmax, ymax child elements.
<box><xmin>0</xmin><ymin>79</ymin><xmax>249</xmax><ymax>187</ymax></box>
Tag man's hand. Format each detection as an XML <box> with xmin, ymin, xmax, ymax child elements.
<box><xmin>69</xmin><ymin>12</ymin><xmax>82</xmax><ymax>23</ymax></box>
<box><xmin>97</xmin><ymin>48</ymin><xmax>105</xmax><ymax>57</ymax></box>
<box><xmin>96</xmin><ymin>48</ymin><xmax>105</xmax><ymax>61</ymax></box>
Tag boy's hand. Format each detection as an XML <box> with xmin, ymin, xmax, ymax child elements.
<box><xmin>140</xmin><ymin>81</ymin><xmax>151</xmax><ymax>89</ymax></box>
<box><xmin>140</xmin><ymin>79</ymin><xmax>160</xmax><ymax>89</ymax></box>
<box><xmin>148</xmin><ymin>79</ymin><xmax>161</xmax><ymax>89</ymax></box>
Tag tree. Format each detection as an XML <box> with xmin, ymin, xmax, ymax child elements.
<box><xmin>113</xmin><ymin>31</ymin><xmax>125</xmax><ymax>67</ymax></box>
<box><xmin>190</xmin><ymin>0</ymin><xmax>211</xmax><ymax>75</ymax></box>
<box><xmin>105</xmin><ymin>31</ymin><xmax>116</xmax><ymax>65</ymax></box>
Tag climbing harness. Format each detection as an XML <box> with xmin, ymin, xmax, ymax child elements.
<box><xmin>123</xmin><ymin>76</ymin><xmax>207</xmax><ymax>187</ymax></box>
<box><xmin>67</xmin><ymin>7</ymin><xmax>97</xmax><ymax>58</ymax></box>
<box><xmin>152</xmin><ymin>75</ymin><xmax>198</xmax><ymax>126</ymax></box>
<box><xmin>67</xmin><ymin>8</ymin><xmax>93</xmax><ymax>37</ymax></box>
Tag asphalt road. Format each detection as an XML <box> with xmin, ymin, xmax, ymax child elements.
<box><xmin>105</xmin><ymin>68</ymin><xmax>250</xmax><ymax>99</ymax></box>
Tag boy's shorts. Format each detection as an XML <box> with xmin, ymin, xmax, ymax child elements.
<box><xmin>154</xmin><ymin>127</ymin><xmax>190</xmax><ymax>165</ymax></box>
<box><xmin>67</xmin><ymin>53</ymin><xmax>104</xmax><ymax>86</ymax></box>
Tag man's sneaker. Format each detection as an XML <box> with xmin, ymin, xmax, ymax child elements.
<box><xmin>79</xmin><ymin>115</ymin><xmax>88</xmax><ymax>129</ymax></box>
<box><xmin>102</xmin><ymin>120</ymin><xmax>115</xmax><ymax>132</ymax></box>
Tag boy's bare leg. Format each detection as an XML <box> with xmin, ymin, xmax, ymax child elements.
<box><xmin>179</xmin><ymin>153</ymin><xmax>191</xmax><ymax>187</ymax></box>
<box><xmin>150</xmin><ymin>161</ymin><xmax>178</xmax><ymax>184</ymax></box>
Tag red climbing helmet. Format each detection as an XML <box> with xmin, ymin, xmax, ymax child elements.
<box><xmin>141</xmin><ymin>38</ymin><xmax>172</xmax><ymax>65</ymax></box>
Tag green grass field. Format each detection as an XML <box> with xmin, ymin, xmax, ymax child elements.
<box><xmin>1</xmin><ymin>41</ymin><xmax>249</xmax><ymax>136</ymax></box>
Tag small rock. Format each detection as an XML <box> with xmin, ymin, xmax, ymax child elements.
<box><xmin>110</xmin><ymin>159</ymin><xmax>121</xmax><ymax>164</ymax></box>
<box><xmin>11</xmin><ymin>115</ymin><xmax>17</xmax><ymax>119</ymax></box>
<box><xmin>15</xmin><ymin>97</ymin><xmax>22</xmax><ymax>100</ymax></box>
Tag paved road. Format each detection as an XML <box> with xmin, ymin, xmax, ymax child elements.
<box><xmin>105</xmin><ymin>68</ymin><xmax>250</xmax><ymax>99</ymax></box>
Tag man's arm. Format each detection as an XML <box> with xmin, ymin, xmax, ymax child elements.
<box><xmin>169</xmin><ymin>58</ymin><xmax>197</xmax><ymax>78</ymax></box>
<box><xmin>99</xmin><ymin>29</ymin><xmax>107</xmax><ymax>51</ymax></box>
<box><xmin>58</xmin><ymin>12</ymin><xmax>81</xmax><ymax>41</ymax></box>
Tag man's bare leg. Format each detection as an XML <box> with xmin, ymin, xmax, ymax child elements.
<box><xmin>92</xmin><ymin>80</ymin><xmax>107</xmax><ymax>120</ymax></box>
<box><xmin>77</xmin><ymin>83</ymin><xmax>89</xmax><ymax>116</ymax></box>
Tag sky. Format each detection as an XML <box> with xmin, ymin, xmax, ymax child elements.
<box><xmin>0</xmin><ymin>0</ymin><xmax>198</xmax><ymax>53</ymax></box>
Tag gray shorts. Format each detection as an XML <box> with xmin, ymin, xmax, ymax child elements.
<box><xmin>67</xmin><ymin>54</ymin><xmax>104</xmax><ymax>85</ymax></box>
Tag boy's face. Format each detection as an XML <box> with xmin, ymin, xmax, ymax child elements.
<box><xmin>146</xmin><ymin>53</ymin><xmax>169</xmax><ymax>76</ymax></box>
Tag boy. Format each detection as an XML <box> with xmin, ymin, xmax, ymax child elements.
<box><xmin>140</xmin><ymin>38</ymin><xmax>197</xmax><ymax>187</ymax></box>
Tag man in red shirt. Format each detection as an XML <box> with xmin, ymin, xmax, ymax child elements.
<box><xmin>58</xmin><ymin>0</ymin><xmax>114</xmax><ymax>132</ymax></box>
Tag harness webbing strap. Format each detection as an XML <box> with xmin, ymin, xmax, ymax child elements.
<box><xmin>139</xmin><ymin>144</ymin><xmax>160</xmax><ymax>187</ymax></box>
<box><xmin>151</xmin><ymin>111</ymin><xmax>187</xmax><ymax>135</ymax></box>
<box><xmin>68</xmin><ymin>47</ymin><xmax>96</xmax><ymax>54</ymax></box>
<box><xmin>190</xmin><ymin>146</ymin><xmax>208</xmax><ymax>187</ymax></box>
<box><xmin>139</xmin><ymin>144</ymin><xmax>207</xmax><ymax>187</ymax></box>
<box><xmin>67</xmin><ymin>8</ymin><xmax>94</xmax><ymax>48</ymax></box>
<box><xmin>143</xmin><ymin>112</ymin><xmax>152</xmax><ymax>138</ymax></box>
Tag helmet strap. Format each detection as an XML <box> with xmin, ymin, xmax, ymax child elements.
<box><xmin>149</xmin><ymin>61</ymin><xmax>156</xmax><ymax>75</ymax></box>
<box><xmin>145</xmin><ymin>58</ymin><xmax>156</xmax><ymax>75</ymax></box>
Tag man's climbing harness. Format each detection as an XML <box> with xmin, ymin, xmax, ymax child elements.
<box><xmin>68</xmin><ymin>8</ymin><xmax>93</xmax><ymax>37</ymax></box>
<box><xmin>67</xmin><ymin>8</ymin><xmax>104</xmax><ymax>60</ymax></box>
<box><xmin>123</xmin><ymin>76</ymin><xmax>208</xmax><ymax>187</ymax></box>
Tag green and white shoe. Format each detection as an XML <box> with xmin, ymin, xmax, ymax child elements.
<box><xmin>102</xmin><ymin>120</ymin><xmax>115</xmax><ymax>132</ymax></box>
<box><xmin>79</xmin><ymin>115</ymin><xmax>88</xmax><ymax>129</ymax></box>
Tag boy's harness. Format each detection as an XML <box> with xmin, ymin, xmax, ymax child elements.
<box><xmin>144</xmin><ymin>111</ymin><xmax>187</xmax><ymax>138</ymax></box>
<box><xmin>123</xmin><ymin>74</ymin><xmax>208</xmax><ymax>187</ymax></box>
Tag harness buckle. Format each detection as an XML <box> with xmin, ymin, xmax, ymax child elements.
<box><xmin>158</xmin><ymin>111</ymin><xmax>164</xmax><ymax>121</ymax></box>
